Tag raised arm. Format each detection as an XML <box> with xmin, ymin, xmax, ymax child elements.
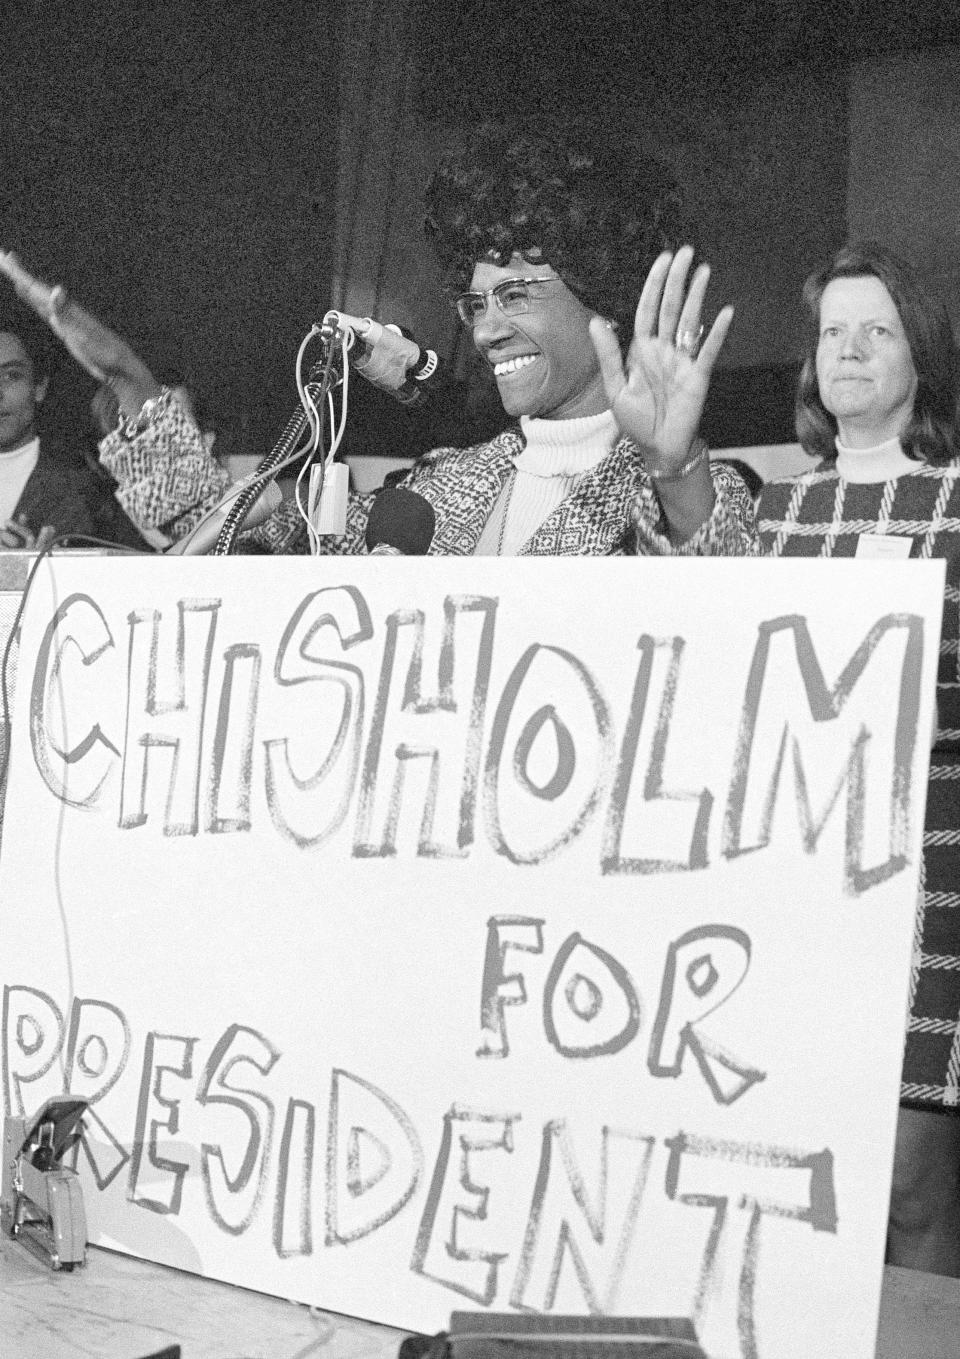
<box><xmin>0</xmin><ymin>249</ymin><xmax>161</xmax><ymax>423</ymax></box>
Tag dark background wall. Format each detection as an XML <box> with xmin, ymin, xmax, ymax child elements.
<box><xmin>2</xmin><ymin>0</ymin><xmax>338</xmax><ymax>454</ymax></box>
<box><xmin>1</xmin><ymin>0</ymin><xmax>958</xmax><ymax>462</ymax></box>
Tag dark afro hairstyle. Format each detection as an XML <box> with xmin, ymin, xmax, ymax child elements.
<box><xmin>424</xmin><ymin>122</ymin><xmax>686</xmax><ymax>339</ymax></box>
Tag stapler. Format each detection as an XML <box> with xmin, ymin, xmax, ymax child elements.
<box><xmin>1</xmin><ymin>1094</ymin><xmax>89</xmax><ymax>1270</ymax></box>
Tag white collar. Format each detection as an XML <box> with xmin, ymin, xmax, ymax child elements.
<box><xmin>834</xmin><ymin>435</ymin><xmax>919</xmax><ymax>484</ymax></box>
<box><xmin>514</xmin><ymin>410</ymin><xmax>618</xmax><ymax>478</ymax></box>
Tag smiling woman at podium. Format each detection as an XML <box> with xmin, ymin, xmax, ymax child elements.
<box><xmin>0</xmin><ymin>123</ymin><xmax>755</xmax><ymax>560</ymax></box>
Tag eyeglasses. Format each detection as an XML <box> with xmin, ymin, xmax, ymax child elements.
<box><xmin>454</xmin><ymin>276</ymin><xmax>563</xmax><ymax>326</ymax></box>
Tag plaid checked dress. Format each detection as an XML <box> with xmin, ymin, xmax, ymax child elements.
<box><xmin>759</xmin><ymin>457</ymin><xmax>960</xmax><ymax>1110</ymax></box>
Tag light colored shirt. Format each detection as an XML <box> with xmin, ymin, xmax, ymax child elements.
<box><xmin>0</xmin><ymin>437</ymin><xmax>39</xmax><ymax>523</ymax></box>
<box><xmin>474</xmin><ymin>410</ymin><xmax>618</xmax><ymax>555</ymax></box>
<box><xmin>834</xmin><ymin>434</ymin><xmax>917</xmax><ymax>484</ymax></box>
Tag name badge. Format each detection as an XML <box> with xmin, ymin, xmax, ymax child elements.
<box><xmin>855</xmin><ymin>533</ymin><xmax>913</xmax><ymax>560</ymax></box>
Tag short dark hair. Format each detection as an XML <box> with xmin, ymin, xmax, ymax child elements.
<box><xmin>0</xmin><ymin>295</ymin><xmax>54</xmax><ymax>381</ymax></box>
<box><xmin>424</xmin><ymin>122</ymin><xmax>685</xmax><ymax>338</ymax></box>
<box><xmin>795</xmin><ymin>241</ymin><xmax>960</xmax><ymax>465</ymax></box>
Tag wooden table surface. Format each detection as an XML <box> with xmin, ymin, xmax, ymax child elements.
<box><xmin>1</xmin><ymin>1235</ymin><xmax>958</xmax><ymax>1359</ymax></box>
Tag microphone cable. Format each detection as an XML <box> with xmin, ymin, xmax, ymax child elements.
<box><xmin>297</xmin><ymin>321</ymin><xmax>352</xmax><ymax>555</ymax></box>
<box><xmin>212</xmin><ymin>330</ymin><xmax>334</xmax><ymax>556</ymax></box>
<box><xmin>210</xmin><ymin>315</ymin><xmax>358</xmax><ymax>556</ymax></box>
<box><xmin>0</xmin><ymin>534</ymin><xmax>144</xmax><ymax>796</ymax></box>
<box><xmin>192</xmin><ymin>304</ymin><xmax>436</xmax><ymax>557</ymax></box>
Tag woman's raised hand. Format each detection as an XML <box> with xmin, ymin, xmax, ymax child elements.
<box><xmin>0</xmin><ymin>515</ymin><xmax>57</xmax><ymax>552</ymax></box>
<box><xmin>589</xmin><ymin>246</ymin><xmax>733</xmax><ymax>473</ymax></box>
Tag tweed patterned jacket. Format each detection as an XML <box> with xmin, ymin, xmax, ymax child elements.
<box><xmin>100</xmin><ymin>406</ymin><xmax>757</xmax><ymax>558</ymax></box>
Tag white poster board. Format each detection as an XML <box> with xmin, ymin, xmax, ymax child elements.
<box><xmin>0</xmin><ymin>555</ymin><xmax>945</xmax><ymax>1359</ymax></box>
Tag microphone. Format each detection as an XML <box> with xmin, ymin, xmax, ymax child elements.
<box><xmin>325</xmin><ymin>311</ymin><xmax>445</xmax><ymax>407</ymax></box>
<box><xmin>365</xmin><ymin>487</ymin><xmax>436</xmax><ymax>556</ymax></box>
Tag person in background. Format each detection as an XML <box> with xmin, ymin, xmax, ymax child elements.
<box><xmin>751</xmin><ymin>242</ymin><xmax>960</xmax><ymax>1274</ymax></box>
<box><xmin>597</xmin><ymin>239</ymin><xmax>960</xmax><ymax>1274</ymax></box>
<box><xmin>0</xmin><ymin>124</ymin><xmax>755</xmax><ymax>557</ymax></box>
<box><xmin>0</xmin><ymin>299</ymin><xmax>150</xmax><ymax>552</ymax></box>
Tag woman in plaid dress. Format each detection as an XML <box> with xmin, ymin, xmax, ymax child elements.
<box><xmin>596</xmin><ymin>239</ymin><xmax>960</xmax><ymax>1272</ymax></box>
<box><xmin>756</xmin><ymin>243</ymin><xmax>960</xmax><ymax>1275</ymax></box>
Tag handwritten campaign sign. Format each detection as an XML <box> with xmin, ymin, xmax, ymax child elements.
<box><xmin>0</xmin><ymin>555</ymin><xmax>944</xmax><ymax>1359</ymax></box>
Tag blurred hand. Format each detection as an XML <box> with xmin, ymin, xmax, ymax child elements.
<box><xmin>0</xmin><ymin>515</ymin><xmax>57</xmax><ymax>551</ymax></box>
<box><xmin>589</xmin><ymin>246</ymin><xmax>733</xmax><ymax>473</ymax></box>
<box><xmin>90</xmin><ymin>383</ymin><xmax>120</xmax><ymax>438</ymax></box>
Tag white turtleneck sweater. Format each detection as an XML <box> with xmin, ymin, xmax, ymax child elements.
<box><xmin>0</xmin><ymin>437</ymin><xmax>40</xmax><ymax>524</ymax></box>
<box><xmin>833</xmin><ymin>433</ymin><xmax>918</xmax><ymax>483</ymax></box>
<box><xmin>473</xmin><ymin>410</ymin><xmax>619</xmax><ymax>556</ymax></box>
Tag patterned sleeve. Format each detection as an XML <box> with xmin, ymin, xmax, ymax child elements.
<box><xmin>249</xmin><ymin>487</ymin><xmax>377</xmax><ymax>556</ymax></box>
<box><xmin>99</xmin><ymin>402</ymin><xmax>231</xmax><ymax>541</ymax></box>
<box><xmin>100</xmin><ymin>401</ymin><xmax>378</xmax><ymax>555</ymax></box>
<box><xmin>633</xmin><ymin>461</ymin><xmax>762</xmax><ymax>556</ymax></box>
